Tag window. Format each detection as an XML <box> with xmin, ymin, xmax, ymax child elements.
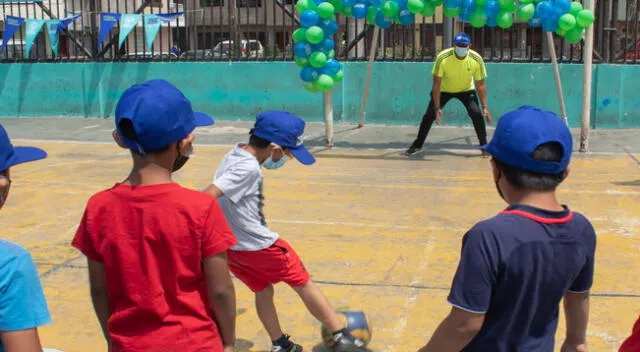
<box><xmin>149</xmin><ymin>0</ymin><xmax>163</xmax><ymax>7</ymax></box>
<box><xmin>237</xmin><ymin>0</ymin><xmax>261</xmax><ymax>7</ymax></box>
<box><xmin>200</xmin><ymin>0</ymin><xmax>224</xmax><ymax>6</ymax></box>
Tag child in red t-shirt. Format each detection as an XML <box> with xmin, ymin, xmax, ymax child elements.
<box><xmin>72</xmin><ymin>79</ymin><xmax>238</xmax><ymax>352</ymax></box>
<box><xmin>620</xmin><ymin>316</ymin><xmax>640</xmax><ymax>352</ymax></box>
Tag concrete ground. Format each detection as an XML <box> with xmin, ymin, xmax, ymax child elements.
<box><xmin>1</xmin><ymin>118</ymin><xmax>639</xmax><ymax>352</ymax></box>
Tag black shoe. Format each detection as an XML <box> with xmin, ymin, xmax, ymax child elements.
<box><xmin>271</xmin><ymin>334</ymin><xmax>303</xmax><ymax>352</ymax></box>
<box><xmin>404</xmin><ymin>147</ymin><xmax>422</xmax><ymax>156</ymax></box>
<box><xmin>332</xmin><ymin>332</ymin><xmax>370</xmax><ymax>352</ymax></box>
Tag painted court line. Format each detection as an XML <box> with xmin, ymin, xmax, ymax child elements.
<box><xmin>10</xmin><ymin>138</ymin><xmax>638</xmax><ymax>157</ymax></box>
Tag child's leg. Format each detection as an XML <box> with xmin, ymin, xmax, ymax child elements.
<box><xmin>292</xmin><ymin>280</ymin><xmax>344</xmax><ymax>332</ymax></box>
<box><xmin>255</xmin><ymin>284</ymin><xmax>285</xmax><ymax>340</ymax></box>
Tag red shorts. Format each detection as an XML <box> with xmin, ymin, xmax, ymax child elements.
<box><xmin>227</xmin><ymin>238</ymin><xmax>310</xmax><ymax>292</ymax></box>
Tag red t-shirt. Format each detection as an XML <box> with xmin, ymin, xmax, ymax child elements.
<box><xmin>620</xmin><ymin>316</ymin><xmax>640</xmax><ymax>352</ymax></box>
<box><xmin>72</xmin><ymin>183</ymin><xmax>237</xmax><ymax>352</ymax></box>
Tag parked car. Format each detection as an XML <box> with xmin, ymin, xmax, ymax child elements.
<box><xmin>180</xmin><ymin>49</ymin><xmax>213</xmax><ymax>59</ymax></box>
<box><xmin>212</xmin><ymin>39</ymin><xmax>265</xmax><ymax>59</ymax></box>
<box><xmin>120</xmin><ymin>52</ymin><xmax>178</xmax><ymax>61</ymax></box>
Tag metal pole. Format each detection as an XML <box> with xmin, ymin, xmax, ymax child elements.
<box><xmin>545</xmin><ymin>32</ymin><xmax>568</xmax><ymax>125</ymax></box>
<box><xmin>580</xmin><ymin>0</ymin><xmax>596</xmax><ymax>152</ymax></box>
<box><xmin>443</xmin><ymin>17</ymin><xmax>453</xmax><ymax>48</ymax></box>
<box><xmin>358</xmin><ymin>26</ymin><xmax>379</xmax><ymax>127</ymax></box>
<box><xmin>323</xmin><ymin>90</ymin><xmax>334</xmax><ymax>147</ymax></box>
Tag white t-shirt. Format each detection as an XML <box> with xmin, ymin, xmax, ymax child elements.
<box><xmin>213</xmin><ymin>144</ymin><xmax>279</xmax><ymax>251</ymax></box>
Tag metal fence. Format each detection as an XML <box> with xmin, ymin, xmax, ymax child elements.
<box><xmin>0</xmin><ymin>0</ymin><xmax>633</xmax><ymax>63</ymax></box>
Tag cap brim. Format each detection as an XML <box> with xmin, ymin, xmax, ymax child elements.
<box><xmin>194</xmin><ymin>112</ymin><xmax>215</xmax><ymax>126</ymax></box>
<box><xmin>11</xmin><ymin>146</ymin><xmax>47</xmax><ymax>166</ymax></box>
<box><xmin>289</xmin><ymin>145</ymin><xmax>316</xmax><ymax>165</ymax></box>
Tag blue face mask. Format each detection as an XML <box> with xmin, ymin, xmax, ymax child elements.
<box><xmin>455</xmin><ymin>47</ymin><xmax>468</xmax><ymax>57</ymax></box>
<box><xmin>263</xmin><ymin>155</ymin><xmax>289</xmax><ymax>170</ymax></box>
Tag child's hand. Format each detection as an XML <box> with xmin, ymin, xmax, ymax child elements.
<box><xmin>271</xmin><ymin>144</ymin><xmax>285</xmax><ymax>162</ymax></box>
<box><xmin>223</xmin><ymin>346</ymin><xmax>235</xmax><ymax>352</ymax></box>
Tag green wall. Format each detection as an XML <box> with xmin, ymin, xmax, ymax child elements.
<box><xmin>0</xmin><ymin>61</ymin><xmax>635</xmax><ymax>128</ymax></box>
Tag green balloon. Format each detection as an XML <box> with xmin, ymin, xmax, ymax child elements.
<box><xmin>475</xmin><ymin>0</ymin><xmax>488</xmax><ymax>5</ymax></box>
<box><xmin>470</xmin><ymin>10</ymin><xmax>487</xmax><ymax>27</ymax></box>
<box><xmin>516</xmin><ymin>3</ymin><xmax>535</xmax><ymax>21</ymax></box>
<box><xmin>381</xmin><ymin>1</ymin><xmax>400</xmax><ymax>17</ymax></box>
<box><xmin>407</xmin><ymin>0</ymin><xmax>425</xmax><ymax>13</ymax></box>
<box><xmin>555</xmin><ymin>28</ymin><xmax>567</xmax><ymax>36</ymax></box>
<box><xmin>342</xmin><ymin>5</ymin><xmax>353</xmax><ymax>16</ymax></box>
<box><xmin>569</xmin><ymin>1</ymin><xmax>583</xmax><ymax>15</ymax></box>
<box><xmin>576</xmin><ymin>9</ymin><xmax>595</xmax><ymax>27</ymax></box>
<box><xmin>304</xmin><ymin>82</ymin><xmax>320</xmax><ymax>93</ymax></box>
<box><xmin>309</xmin><ymin>51</ymin><xmax>328</xmax><ymax>68</ymax></box>
<box><xmin>420</xmin><ymin>1</ymin><xmax>435</xmax><ymax>16</ymax></box>
<box><xmin>429</xmin><ymin>0</ymin><xmax>444</xmax><ymax>6</ymax></box>
<box><xmin>518</xmin><ymin>0</ymin><xmax>533</xmax><ymax>3</ymax></box>
<box><xmin>366</xmin><ymin>6</ymin><xmax>379</xmax><ymax>24</ymax></box>
<box><xmin>305</xmin><ymin>26</ymin><xmax>325</xmax><ymax>44</ymax></box>
<box><xmin>328</xmin><ymin>49</ymin><xmax>335</xmax><ymax>59</ymax></box>
<box><xmin>496</xmin><ymin>11</ymin><xmax>513</xmax><ymax>28</ymax></box>
<box><xmin>315</xmin><ymin>74</ymin><xmax>334</xmax><ymax>91</ymax></box>
<box><xmin>295</xmin><ymin>0</ymin><xmax>316</xmax><ymax>13</ymax></box>
<box><xmin>295</xmin><ymin>56</ymin><xmax>309</xmax><ymax>67</ymax></box>
<box><xmin>317</xmin><ymin>3</ymin><xmax>335</xmax><ymax>19</ymax></box>
<box><xmin>558</xmin><ymin>13</ymin><xmax>576</xmax><ymax>31</ymax></box>
<box><xmin>565</xmin><ymin>27</ymin><xmax>584</xmax><ymax>44</ymax></box>
<box><xmin>292</xmin><ymin>28</ymin><xmax>307</xmax><ymax>43</ymax></box>
<box><xmin>498</xmin><ymin>0</ymin><xmax>514</xmax><ymax>10</ymax></box>
<box><xmin>443</xmin><ymin>7</ymin><xmax>460</xmax><ymax>17</ymax></box>
<box><xmin>332</xmin><ymin>70</ymin><xmax>344</xmax><ymax>82</ymax></box>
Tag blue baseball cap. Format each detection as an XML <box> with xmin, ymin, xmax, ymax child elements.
<box><xmin>115</xmin><ymin>79</ymin><xmax>214</xmax><ymax>153</ymax></box>
<box><xmin>0</xmin><ymin>124</ymin><xmax>47</xmax><ymax>172</ymax></box>
<box><xmin>481</xmin><ymin>105</ymin><xmax>572</xmax><ymax>174</ymax></box>
<box><xmin>453</xmin><ymin>32</ymin><xmax>471</xmax><ymax>46</ymax></box>
<box><xmin>250</xmin><ymin>111</ymin><xmax>315</xmax><ymax>165</ymax></box>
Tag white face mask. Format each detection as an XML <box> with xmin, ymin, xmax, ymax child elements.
<box><xmin>263</xmin><ymin>155</ymin><xmax>289</xmax><ymax>170</ymax></box>
<box><xmin>455</xmin><ymin>46</ymin><xmax>468</xmax><ymax>57</ymax></box>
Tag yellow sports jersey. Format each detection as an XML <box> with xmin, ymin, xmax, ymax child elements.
<box><xmin>432</xmin><ymin>48</ymin><xmax>487</xmax><ymax>93</ymax></box>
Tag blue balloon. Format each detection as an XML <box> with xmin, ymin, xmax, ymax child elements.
<box><xmin>319</xmin><ymin>19</ymin><xmax>339</xmax><ymax>35</ymax></box>
<box><xmin>300</xmin><ymin>10</ymin><xmax>320</xmax><ymax>27</ymax></box>
<box><xmin>459</xmin><ymin>10</ymin><xmax>471</xmax><ymax>22</ymax></box>
<box><xmin>444</xmin><ymin>0</ymin><xmax>461</xmax><ymax>8</ymax></box>
<box><xmin>300</xmin><ymin>66</ymin><xmax>319</xmax><ymax>82</ymax></box>
<box><xmin>553</xmin><ymin>0</ymin><xmax>570</xmax><ymax>13</ymax></box>
<box><xmin>396</xmin><ymin>0</ymin><xmax>408</xmax><ymax>9</ymax></box>
<box><xmin>312</xmin><ymin>0</ymin><xmax>326</xmax><ymax>4</ymax></box>
<box><xmin>320</xmin><ymin>37</ymin><xmax>335</xmax><ymax>52</ymax></box>
<box><xmin>322</xmin><ymin>59</ymin><xmax>342</xmax><ymax>75</ymax></box>
<box><xmin>375</xmin><ymin>12</ymin><xmax>393</xmax><ymax>28</ymax></box>
<box><xmin>343</xmin><ymin>0</ymin><xmax>356</xmax><ymax>6</ymax></box>
<box><xmin>294</xmin><ymin>42</ymin><xmax>314</xmax><ymax>58</ymax></box>
<box><xmin>486</xmin><ymin>16</ymin><xmax>498</xmax><ymax>27</ymax></box>
<box><xmin>528</xmin><ymin>17</ymin><xmax>542</xmax><ymax>26</ymax></box>
<box><xmin>484</xmin><ymin>0</ymin><xmax>499</xmax><ymax>16</ymax></box>
<box><xmin>542</xmin><ymin>18</ymin><xmax>557</xmax><ymax>31</ymax></box>
<box><xmin>369</xmin><ymin>0</ymin><xmax>383</xmax><ymax>7</ymax></box>
<box><xmin>398</xmin><ymin>9</ymin><xmax>415</xmax><ymax>24</ymax></box>
<box><xmin>353</xmin><ymin>3</ymin><xmax>368</xmax><ymax>18</ymax></box>
<box><xmin>461</xmin><ymin>0</ymin><xmax>475</xmax><ymax>11</ymax></box>
<box><xmin>536</xmin><ymin>1</ymin><xmax>553</xmax><ymax>20</ymax></box>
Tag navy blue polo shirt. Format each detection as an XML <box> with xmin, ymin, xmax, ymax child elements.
<box><xmin>448</xmin><ymin>204</ymin><xmax>596</xmax><ymax>351</ymax></box>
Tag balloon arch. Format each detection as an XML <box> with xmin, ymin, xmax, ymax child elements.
<box><xmin>291</xmin><ymin>0</ymin><xmax>595</xmax><ymax>92</ymax></box>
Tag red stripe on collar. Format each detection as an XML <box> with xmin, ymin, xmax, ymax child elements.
<box><xmin>500</xmin><ymin>209</ymin><xmax>574</xmax><ymax>224</ymax></box>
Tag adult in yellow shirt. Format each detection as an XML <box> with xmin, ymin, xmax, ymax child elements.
<box><xmin>405</xmin><ymin>32</ymin><xmax>492</xmax><ymax>157</ymax></box>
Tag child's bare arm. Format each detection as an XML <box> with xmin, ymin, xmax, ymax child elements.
<box><xmin>203</xmin><ymin>252</ymin><xmax>236</xmax><ymax>349</ymax></box>
<box><xmin>0</xmin><ymin>329</ymin><xmax>43</xmax><ymax>352</ymax></box>
<box><xmin>561</xmin><ymin>291</ymin><xmax>590</xmax><ymax>351</ymax></box>
<box><xmin>203</xmin><ymin>184</ymin><xmax>224</xmax><ymax>198</ymax></box>
<box><xmin>88</xmin><ymin>259</ymin><xmax>111</xmax><ymax>345</ymax></box>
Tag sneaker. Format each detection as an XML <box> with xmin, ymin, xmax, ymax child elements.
<box><xmin>404</xmin><ymin>147</ymin><xmax>422</xmax><ymax>156</ymax></box>
<box><xmin>481</xmin><ymin>150</ymin><xmax>490</xmax><ymax>158</ymax></box>
<box><xmin>332</xmin><ymin>332</ymin><xmax>370</xmax><ymax>352</ymax></box>
<box><xmin>271</xmin><ymin>334</ymin><xmax>303</xmax><ymax>352</ymax></box>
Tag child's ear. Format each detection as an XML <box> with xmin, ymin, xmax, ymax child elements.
<box><xmin>112</xmin><ymin>130</ymin><xmax>128</xmax><ymax>149</ymax></box>
<box><xmin>562</xmin><ymin>166</ymin><xmax>570</xmax><ymax>180</ymax></box>
<box><xmin>178</xmin><ymin>133</ymin><xmax>196</xmax><ymax>153</ymax></box>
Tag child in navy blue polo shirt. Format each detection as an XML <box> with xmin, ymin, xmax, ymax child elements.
<box><xmin>419</xmin><ymin>106</ymin><xmax>596</xmax><ymax>352</ymax></box>
<box><xmin>0</xmin><ymin>124</ymin><xmax>52</xmax><ymax>352</ymax></box>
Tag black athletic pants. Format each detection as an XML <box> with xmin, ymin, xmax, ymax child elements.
<box><xmin>409</xmin><ymin>90</ymin><xmax>487</xmax><ymax>150</ymax></box>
